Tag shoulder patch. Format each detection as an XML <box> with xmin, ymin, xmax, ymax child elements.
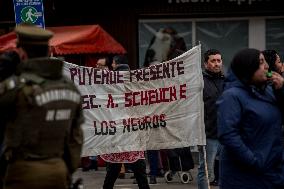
<box><xmin>0</xmin><ymin>76</ymin><xmax>20</xmax><ymax>94</ymax></box>
<box><xmin>6</xmin><ymin>79</ymin><xmax>16</xmax><ymax>90</ymax></box>
<box><xmin>20</xmin><ymin>73</ymin><xmax>45</xmax><ymax>84</ymax></box>
<box><xmin>4</xmin><ymin>76</ymin><xmax>19</xmax><ymax>90</ymax></box>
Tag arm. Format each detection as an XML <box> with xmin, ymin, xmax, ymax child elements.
<box><xmin>0</xmin><ymin>80</ymin><xmax>19</xmax><ymax>178</ymax></box>
<box><xmin>63</xmin><ymin>105</ymin><xmax>84</xmax><ymax>174</ymax></box>
<box><xmin>0</xmin><ymin>80</ymin><xmax>19</xmax><ymax>134</ymax></box>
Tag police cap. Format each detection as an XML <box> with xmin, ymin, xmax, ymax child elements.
<box><xmin>15</xmin><ymin>24</ymin><xmax>53</xmax><ymax>46</ymax></box>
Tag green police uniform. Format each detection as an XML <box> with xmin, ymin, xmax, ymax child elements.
<box><xmin>0</xmin><ymin>25</ymin><xmax>84</xmax><ymax>189</ymax></box>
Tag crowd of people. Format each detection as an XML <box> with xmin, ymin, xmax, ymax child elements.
<box><xmin>0</xmin><ymin>23</ymin><xmax>284</xmax><ymax>189</ymax></box>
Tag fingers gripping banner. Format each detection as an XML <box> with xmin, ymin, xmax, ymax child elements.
<box><xmin>63</xmin><ymin>45</ymin><xmax>205</xmax><ymax>156</ymax></box>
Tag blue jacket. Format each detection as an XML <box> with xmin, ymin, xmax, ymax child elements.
<box><xmin>217</xmin><ymin>70</ymin><xmax>284</xmax><ymax>189</ymax></box>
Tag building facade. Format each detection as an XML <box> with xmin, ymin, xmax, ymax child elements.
<box><xmin>0</xmin><ymin>0</ymin><xmax>283</xmax><ymax>70</ymax></box>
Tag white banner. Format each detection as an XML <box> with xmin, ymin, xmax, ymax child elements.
<box><xmin>63</xmin><ymin>45</ymin><xmax>205</xmax><ymax>156</ymax></box>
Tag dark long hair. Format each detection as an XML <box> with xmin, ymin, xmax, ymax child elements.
<box><xmin>262</xmin><ymin>49</ymin><xmax>278</xmax><ymax>72</ymax></box>
<box><xmin>230</xmin><ymin>48</ymin><xmax>260</xmax><ymax>85</ymax></box>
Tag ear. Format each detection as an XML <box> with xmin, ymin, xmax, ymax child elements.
<box><xmin>204</xmin><ymin>62</ymin><xmax>208</xmax><ymax>69</ymax></box>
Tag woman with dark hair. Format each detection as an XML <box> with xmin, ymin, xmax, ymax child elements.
<box><xmin>217</xmin><ymin>48</ymin><xmax>284</xmax><ymax>189</ymax></box>
<box><xmin>262</xmin><ymin>50</ymin><xmax>284</xmax><ymax>146</ymax></box>
<box><xmin>262</xmin><ymin>49</ymin><xmax>283</xmax><ymax>75</ymax></box>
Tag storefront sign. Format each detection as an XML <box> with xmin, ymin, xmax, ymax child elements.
<box><xmin>168</xmin><ymin>0</ymin><xmax>270</xmax><ymax>5</ymax></box>
<box><xmin>13</xmin><ymin>0</ymin><xmax>45</xmax><ymax>28</ymax></box>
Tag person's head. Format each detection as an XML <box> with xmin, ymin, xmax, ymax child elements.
<box><xmin>15</xmin><ymin>24</ymin><xmax>53</xmax><ymax>59</ymax></box>
<box><xmin>96</xmin><ymin>57</ymin><xmax>110</xmax><ymax>70</ymax></box>
<box><xmin>231</xmin><ymin>48</ymin><xmax>269</xmax><ymax>86</ymax></box>
<box><xmin>204</xmin><ymin>49</ymin><xmax>222</xmax><ymax>73</ymax></box>
<box><xmin>112</xmin><ymin>55</ymin><xmax>128</xmax><ymax>70</ymax></box>
<box><xmin>262</xmin><ymin>49</ymin><xmax>283</xmax><ymax>74</ymax></box>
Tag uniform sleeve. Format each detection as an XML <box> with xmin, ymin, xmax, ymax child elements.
<box><xmin>0</xmin><ymin>83</ymin><xmax>18</xmax><ymax>107</ymax></box>
<box><xmin>63</xmin><ymin>104</ymin><xmax>84</xmax><ymax>174</ymax></box>
<box><xmin>217</xmin><ymin>92</ymin><xmax>262</xmax><ymax>171</ymax></box>
<box><xmin>0</xmin><ymin>87</ymin><xmax>18</xmax><ymax>124</ymax></box>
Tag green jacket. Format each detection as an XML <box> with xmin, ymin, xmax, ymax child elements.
<box><xmin>0</xmin><ymin>57</ymin><xmax>84</xmax><ymax>174</ymax></box>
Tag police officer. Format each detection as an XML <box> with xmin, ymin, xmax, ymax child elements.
<box><xmin>0</xmin><ymin>24</ymin><xmax>84</xmax><ymax>189</ymax></box>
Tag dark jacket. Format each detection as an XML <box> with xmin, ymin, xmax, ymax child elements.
<box><xmin>203</xmin><ymin>70</ymin><xmax>224</xmax><ymax>139</ymax></box>
<box><xmin>0</xmin><ymin>51</ymin><xmax>20</xmax><ymax>149</ymax></box>
<box><xmin>0</xmin><ymin>57</ymin><xmax>84</xmax><ymax>189</ymax></box>
<box><xmin>114</xmin><ymin>64</ymin><xmax>130</xmax><ymax>71</ymax></box>
<box><xmin>274</xmin><ymin>77</ymin><xmax>284</xmax><ymax>145</ymax></box>
<box><xmin>217</xmin><ymin>70</ymin><xmax>284</xmax><ymax>189</ymax></box>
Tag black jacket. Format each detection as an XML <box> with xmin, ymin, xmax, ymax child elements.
<box><xmin>203</xmin><ymin>70</ymin><xmax>225</xmax><ymax>139</ymax></box>
<box><xmin>114</xmin><ymin>64</ymin><xmax>130</xmax><ymax>71</ymax></box>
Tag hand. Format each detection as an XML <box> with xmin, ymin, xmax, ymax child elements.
<box><xmin>268</xmin><ymin>71</ymin><xmax>284</xmax><ymax>89</ymax></box>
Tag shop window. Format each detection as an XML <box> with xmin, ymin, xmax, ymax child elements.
<box><xmin>196</xmin><ymin>20</ymin><xmax>248</xmax><ymax>72</ymax></box>
<box><xmin>266</xmin><ymin>18</ymin><xmax>284</xmax><ymax>60</ymax></box>
<box><xmin>138</xmin><ymin>20</ymin><xmax>192</xmax><ymax>68</ymax></box>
